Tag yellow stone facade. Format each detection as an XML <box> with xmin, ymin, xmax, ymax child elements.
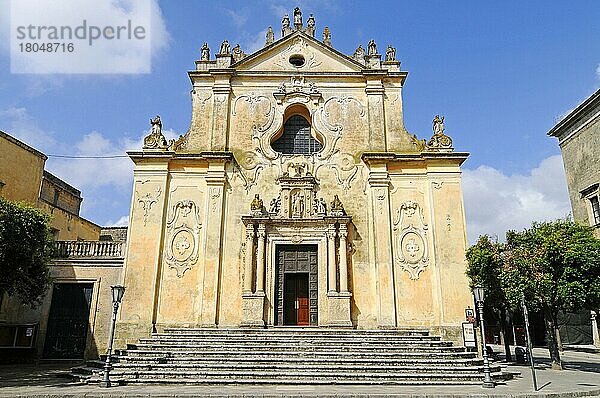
<box><xmin>117</xmin><ymin>15</ymin><xmax>472</xmax><ymax>346</ymax></box>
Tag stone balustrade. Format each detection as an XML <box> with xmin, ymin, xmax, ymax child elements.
<box><xmin>54</xmin><ymin>240</ymin><xmax>125</xmax><ymax>258</ymax></box>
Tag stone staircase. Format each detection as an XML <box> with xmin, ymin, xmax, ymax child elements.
<box><xmin>73</xmin><ymin>328</ymin><xmax>508</xmax><ymax>385</ymax></box>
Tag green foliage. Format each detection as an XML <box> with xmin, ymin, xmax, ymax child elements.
<box><xmin>465</xmin><ymin>235</ymin><xmax>507</xmax><ymax>310</ymax></box>
<box><xmin>0</xmin><ymin>197</ymin><xmax>55</xmax><ymax>306</ymax></box>
<box><xmin>503</xmin><ymin>219</ymin><xmax>600</xmax><ymax>313</ymax></box>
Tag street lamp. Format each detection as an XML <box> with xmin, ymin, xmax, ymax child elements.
<box><xmin>473</xmin><ymin>285</ymin><xmax>495</xmax><ymax>388</ymax></box>
<box><xmin>100</xmin><ymin>285</ymin><xmax>125</xmax><ymax>388</ymax></box>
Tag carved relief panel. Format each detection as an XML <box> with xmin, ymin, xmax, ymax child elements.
<box><xmin>393</xmin><ymin>200</ymin><xmax>430</xmax><ymax>280</ymax></box>
<box><xmin>163</xmin><ymin>200</ymin><xmax>203</xmax><ymax>277</ymax></box>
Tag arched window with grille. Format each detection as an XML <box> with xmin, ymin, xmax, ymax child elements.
<box><xmin>271</xmin><ymin>115</ymin><xmax>323</xmax><ymax>155</ymax></box>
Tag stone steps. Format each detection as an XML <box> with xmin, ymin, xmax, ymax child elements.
<box><xmin>77</xmin><ymin>328</ymin><xmax>507</xmax><ymax>385</ymax></box>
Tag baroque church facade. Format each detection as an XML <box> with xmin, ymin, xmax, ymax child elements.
<box><xmin>116</xmin><ymin>8</ymin><xmax>471</xmax><ymax>346</ymax></box>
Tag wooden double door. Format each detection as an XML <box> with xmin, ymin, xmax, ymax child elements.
<box><xmin>276</xmin><ymin>245</ymin><xmax>318</xmax><ymax>326</ymax></box>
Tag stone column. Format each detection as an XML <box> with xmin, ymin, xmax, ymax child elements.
<box><xmin>338</xmin><ymin>224</ymin><xmax>349</xmax><ymax>293</ymax></box>
<box><xmin>243</xmin><ymin>224</ymin><xmax>255</xmax><ymax>293</ymax></box>
<box><xmin>592</xmin><ymin>311</ymin><xmax>600</xmax><ymax>348</ymax></box>
<box><xmin>255</xmin><ymin>224</ymin><xmax>266</xmax><ymax>293</ymax></box>
<box><xmin>327</xmin><ymin>225</ymin><xmax>337</xmax><ymax>293</ymax></box>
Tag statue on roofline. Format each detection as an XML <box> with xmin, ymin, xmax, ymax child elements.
<box><xmin>322</xmin><ymin>26</ymin><xmax>331</xmax><ymax>46</ymax></box>
<box><xmin>143</xmin><ymin>115</ymin><xmax>168</xmax><ymax>149</ymax></box>
<box><xmin>200</xmin><ymin>42</ymin><xmax>210</xmax><ymax>61</ymax></box>
<box><xmin>293</xmin><ymin>7</ymin><xmax>302</xmax><ymax>30</ymax></box>
<box><xmin>282</xmin><ymin>14</ymin><xmax>292</xmax><ymax>36</ymax></box>
<box><xmin>305</xmin><ymin>14</ymin><xmax>315</xmax><ymax>37</ymax></box>
<box><xmin>367</xmin><ymin>39</ymin><xmax>377</xmax><ymax>56</ymax></box>
<box><xmin>219</xmin><ymin>40</ymin><xmax>230</xmax><ymax>55</ymax></box>
<box><xmin>385</xmin><ymin>45</ymin><xmax>396</xmax><ymax>62</ymax></box>
<box><xmin>265</xmin><ymin>26</ymin><xmax>275</xmax><ymax>46</ymax></box>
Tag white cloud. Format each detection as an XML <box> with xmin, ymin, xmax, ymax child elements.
<box><xmin>105</xmin><ymin>215</ymin><xmax>129</xmax><ymax>227</ymax></box>
<box><xmin>0</xmin><ymin>107</ymin><xmax>57</xmax><ymax>150</ymax></box>
<box><xmin>596</xmin><ymin>63</ymin><xmax>600</xmax><ymax>79</ymax></box>
<box><xmin>462</xmin><ymin>155</ymin><xmax>571</xmax><ymax>244</ymax></box>
<box><xmin>242</xmin><ymin>28</ymin><xmax>268</xmax><ymax>54</ymax></box>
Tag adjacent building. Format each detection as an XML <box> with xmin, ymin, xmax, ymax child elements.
<box><xmin>548</xmin><ymin>88</ymin><xmax>600</xmax><ymax>347</ymax></box>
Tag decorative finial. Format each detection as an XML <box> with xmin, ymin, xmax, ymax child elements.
<box><xmin>219</xmin><ymin>40</ymin><xmax>230</xmax><ymax>55</ymax></box>
<box><xmin>427</xmin><ymin>115</ymin><xmax>453</xmax><ymax>151</ymax></box>
<box><xmin>265</xmin><ymin>26</ymin><xmax>274</xmax><ymax>45</ymax></box>
<box><xmin>282</xmin><ymin>14</ymin><xmax>292</xmax><ymax>36</ymax></box>
<box><xmin>305</xmin><ymin>14</ymin><xmax>315</xmax><ymax>37</ymax></box>
<box><xmin>293</xmin><ymin>7</ymin><xmax>303</xmax><ymax>30</ymax></box>
<box><xmin>200</xmin><ymin>42</ymin><xmax>210</xmax><ymax>61</ymax></box>
<box><xmin>367</xmin><ymin>39</ymin><xmax>377</xmax><ymax>55</ymax></box>
<box><xmin>322</xmin><ymin>26</ymin><xmax>332</xmax><ymax>46</ymax></box>
<box><xmin>143</xmin><ymin>115</ymin><xmax>168</xmax><ymax>150</ymax></box>
<box><xmin>385</xmin><ymin>45</ymin><xmax>396</xmax><ymax>62</ymax></box>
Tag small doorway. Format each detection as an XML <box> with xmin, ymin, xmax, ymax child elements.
<box><xmin>275</xmin><ymin>244</ymin><xmax>318</xmax><ymax>326</ymax></box>
<box><xmin>43</xmin><ymin>283</ymin><xmax>93</xmax><ymax>359</ymax></box>
<box><xmin>284</xmin><ymin>273</ymin><xmax>310</xmax><ymax>326</ymax></box>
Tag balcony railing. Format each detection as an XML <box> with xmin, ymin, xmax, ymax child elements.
<box><xmin>54</xmin><ymin>240</ymin><xmax>125</xmax><ymax>258</ymax></box>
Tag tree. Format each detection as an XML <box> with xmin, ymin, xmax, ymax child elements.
<box><xmin>502</xmin><ymin>219</ymin><xmax>600</xmax><ymax>369</ymax></box>
<box><xmin>0</xmin><ymin>197</ymin><xmax>54</xmax><ymax>307</ymax></box>
<box><xmin>466</xmin><ymin>235</ymin><xmax>513</xmax><ymax>361</ymax></box>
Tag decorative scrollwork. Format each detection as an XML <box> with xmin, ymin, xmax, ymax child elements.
<box><xmin>393</xmin><ymin>200</ymin><xmax>429</xmax><ymax>280</ymax></box>
<box><xmin>164</xmin><ymin>200</ymin><xmax>203</xmax><ymax>278</ymax></box>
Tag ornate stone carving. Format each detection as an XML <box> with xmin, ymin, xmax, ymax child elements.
<box><xmin>219</xmin><ymin>40</ymin><xmax>230</xmax><ymax>55</ymax></box>
<box><xmin>432</xmin><ymin>181</ymin><xmax>444</xmax><ymax>190</ymax></box>
<box><xmin>143</xmin><ymin>115</ymin><xmax>168</xmax><ymax>149</ymax></box>
<box><xmin>265</xmin><ymin>26</ymin><xmax>274</xmax><ymax>46</ymax></box>
<box><xmin>232</xmin><ymin>92</ymin><xmax>275</xmax><ymax>134</ymax></box>
<box><xmin>250</xmin><ymin>194</ymin><xmax>265</xmax><ymax>216</ymax></box>
<box><xmin>367</xmin><ymin>39</ymin><xmax>377</xmax><ymax>55</ymax></box>
<box><xmin>427</xmin><ymin>115</ymin><xmax>453</xmax><ymax>151</ymax></box>
<box><xmin>322</xmin><ymin>27</ymin><xmax>331</xmax><ymax>46</ymax></box>
<box><xmin>293</xmin><ymin>7</ymin><xmax>303</xmax><ymax>30</ymax></box>
<box><xmin>269</xmin><ymin>196</ymin><xmax>281</xmax><ymax>215</ymax></box>
<box><xmin>209</xmin><ymin>187</ymin><xmax>220</xmax><ymax>213</ymax></box>
<box><xmin>385</xmin><ymin>45</ymin><xmax>396</xmax><ymax>61</ymax></box>
<box><xmin>273</xmin><ymin>37</ymin><xmax>322</xmax><ymax>70</ymax></box>
<box><xmin>164</xmin><ymin>200</ymin><xmax>202</xmax><ymax>278</ymax></box>
<box><xmin>273</xmin><ymin>76</ymin><xmax>322</xmax><ymax>106</ymax></box>
<box><xmin>353</xmin><ymin>45</ymin><xmax>365</xmax><ymax>62</ymax></box>
<box><xmin>305</xmin><ymin>14</ymin><xmax>315</xmax><ymax>37</ymax></box>
<box><xmin>282</xmin><ymin>14</ymin><xmax>292</xmax><ymax>37</ymax></box>
<box><xmin>393</xmin><ymin>200</ymin><xmax>429</xmax><ymax>280</ymax></box>
<box><xmin>200</xmin><ymin>42</ymin><xmax>210</xmax><ymax>61</ymax></box>
<box><xmin>330</xmin><ymin>195</ymin><xmax>346</xmax><ymax>216</ymax></box>
<box><xmin>232</xmin><ymin>44</ymin><xmax>245</xmax><ymax>63</ymax></box>
<box><xmin>136</xmin><ymin>186</ymin><xmax>161</xmax><ymax>226</ymax></box>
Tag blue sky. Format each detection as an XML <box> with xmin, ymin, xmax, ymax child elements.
<box><xmin>1</xmin><ymin>0</ymin><xmax>599</xmax><ymax>241</ymax></box>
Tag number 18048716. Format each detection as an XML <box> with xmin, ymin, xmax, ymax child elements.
<box><xmin>19</xmin><ymin>42</ymin><xmax>74</xmax><ymax>52</ymax></box>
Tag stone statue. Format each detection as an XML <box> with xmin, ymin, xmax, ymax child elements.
<box><xmin>292</xmin><ymin>192</ymin><xmax>305</xmax><ymax>217</ymax></box>
<box><xmin>219</xmin><ymin>40</ymin><xmax>230</xmax><ymax>55</ymax></box>
<box><xmin>315</xmin><ymin>197</ymin><xmax>327</xmax><ymax>215</ymax></box>
<box><xmin>265</xmin><ymin>26</ymin><xmax>274</xmax><ymax>46</ymax></box>
<box><xmin>282</xmin><ymin>14</ymin><xmax>292</xmax><ymax>36</ymax></box>
<box><xmin>330</xmin><ymin>194</ymin><xmax>346</xmax><ymax>216</ymax></box>
<box><xmin>385</xmin><ymin>45</ymin><xmax>396</xmax><ymax>61</ymax></box>
<box><xmin>367</xmin><ymin>39</ymin><xmax>377</xmax><ymax>55</ymax></box>
<box><xmin>353</xmin><ymin>45</ymin><xmax>365</xmax><ymax>61</ymax></box>
<box><xmin>305</xmin><ymin>14</ymin><xmax>315</xmax><ymax>37</ymax></box>
<box><xmin>200</xmin><ymin>42</ymin><xmax>210</xmax><ymax>61</ymax></box>
<box><xmin>432</xmin><ymin>115</ymin><xmax>445</xmax><ymax>136</ymax></box>
<box><xmin>250</xmin><ymin>194</ymin><xmax>263</xmax><ymax>215</ymax></box>
<box><xmin>269</xmin><ymin>196</ymin><xmax>281</xmax><ymax>214</ymax></box>
<box><xmin>232</xmin><ymin>44</ymin><xmax>245</xmax><ymax>62</ymax></box>
<box><xmin>143</xmin><ymin>115</ymin><xmax>168</xmax><ymax>149</ymax></box>
<box><xmin>427</xmin><ymin>114</ymin><xmax>453</xmax><ymax>150</ymax></box>
<box><xmin>322</xmin><ymin>26</ymin><xmax>331</xmax><ymax>46</ymax></box>
<box><xmin>293</xmin><ymin>7</ymin><xmax>302</xmax><ymax>30</ymax></box>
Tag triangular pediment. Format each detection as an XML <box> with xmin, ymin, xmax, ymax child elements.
<box><xmin>233</xmin><ymin>31</ymin><xmax>364</xmax><ymax>73</ymax></box>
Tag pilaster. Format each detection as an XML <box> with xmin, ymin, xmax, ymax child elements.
<box><xmin>365</xmin><ymin>74</ymin><xmax>387</xmax><ymax>151</ymax></box>
<box><xmin>210</xmin><ymin>71</ymin><xmax>232</xmax><ymax>151</ymax></box>
<box><xmin>200</xmin><ymin>157</ymin><xmax>228</xmax><ymax>326</ymax></box>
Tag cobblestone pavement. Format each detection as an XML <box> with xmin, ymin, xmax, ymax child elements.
<box><xmin>0</xmin><ymin>347</ymin><xmax>598</xmax><ymax>397</ymax></box>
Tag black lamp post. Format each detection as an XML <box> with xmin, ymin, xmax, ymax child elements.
<box><xmin>473</xmin><ymin>285</ymin><xmax>495</xmax><ymax>388</ymax></box>
<box><xmin>100</xmin><ymin>285</ymin><xmax>125</xmax><ymax>388</ymax></box>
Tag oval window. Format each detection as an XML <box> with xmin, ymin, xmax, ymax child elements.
<box><xmin>289</xmin><ymin>54</ymin><xmax>305</xmax><ymax>67</ymax></box>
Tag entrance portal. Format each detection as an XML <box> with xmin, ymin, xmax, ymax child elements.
<box><xmin>275</xmin><ymin>244</ymin><xmax>318</xmax><ymax>326</ymax></box>
<box><xmin>284</xmin><ymin>273</ymin><xmax>309</xmax><ymax>325</ymax></box>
